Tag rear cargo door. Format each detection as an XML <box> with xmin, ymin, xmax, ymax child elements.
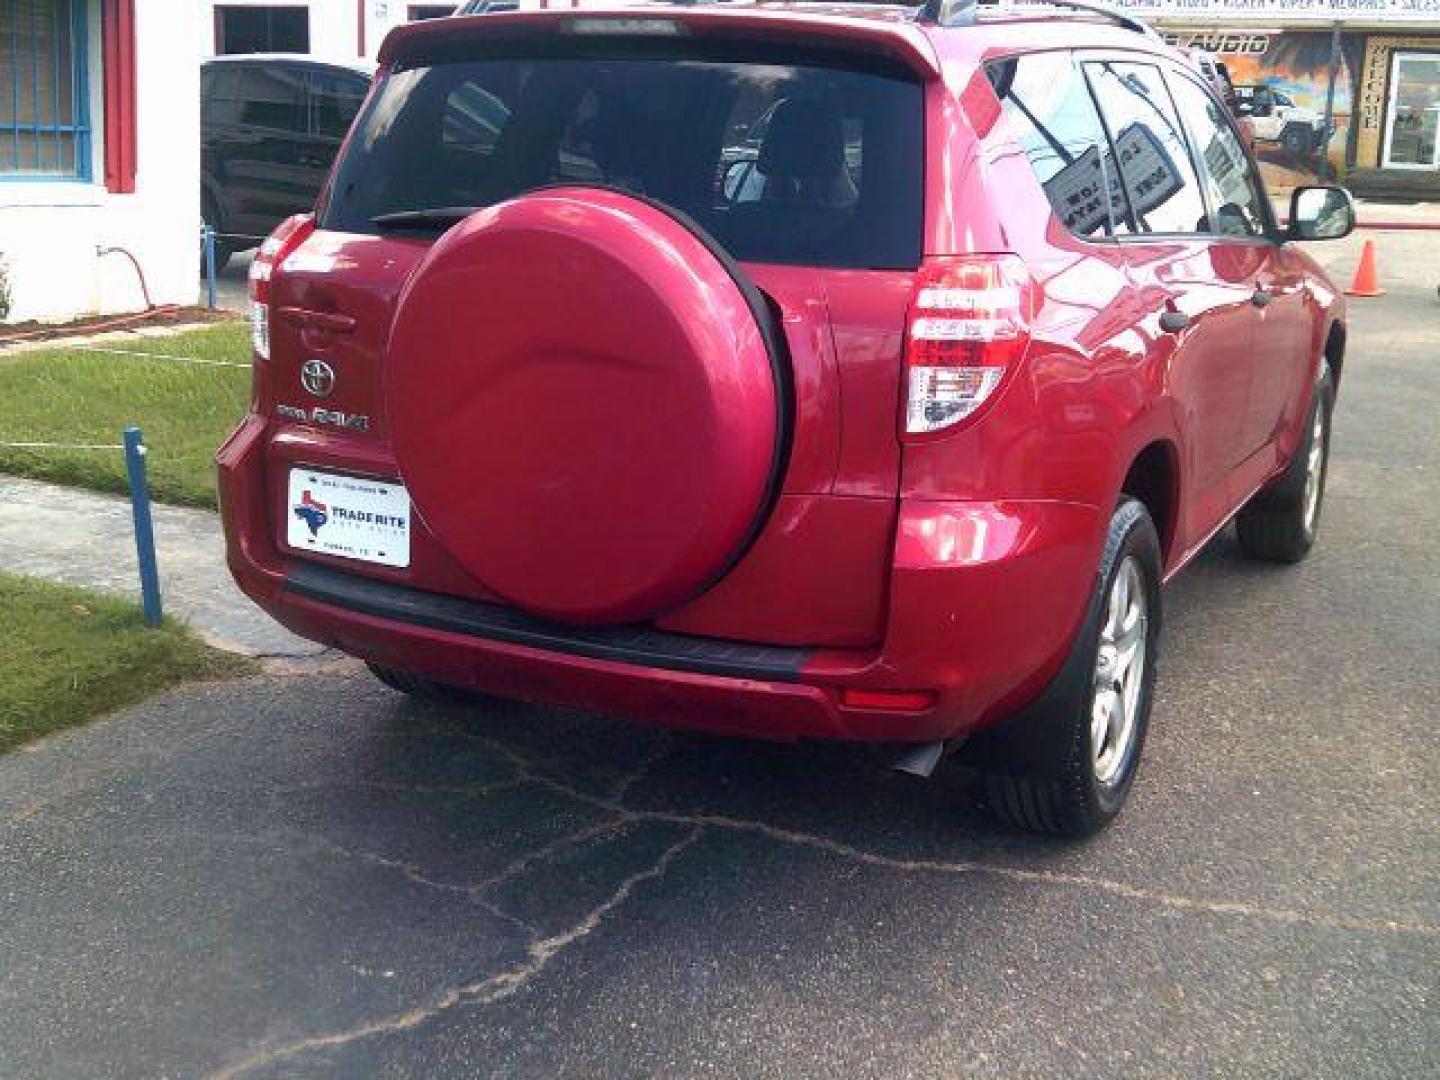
<box><xmin>276</xmin><ymin>30</ymin><xmax>925</xmax><ymax>646</ymax></box>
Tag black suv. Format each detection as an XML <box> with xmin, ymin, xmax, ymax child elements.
<box><xmin>201</xmin><ymin>55</ymin><xmax>374</xmax><ymax>269</ymax></box>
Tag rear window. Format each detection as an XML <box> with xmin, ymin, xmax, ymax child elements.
<box><xmin>320</xmin><ymin>52</ymin><xmax>923</xmax><ymax>269</ymax></box>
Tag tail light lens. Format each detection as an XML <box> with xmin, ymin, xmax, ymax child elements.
<box><xmin>904</xmin><ymin>254</ymin><xmax>1034</xmax><ymax>436</ymax></box>
<box><xmin>249</xmin><ymin>213</ymin><xmax>313</xmax><ymax>360</ymax></box>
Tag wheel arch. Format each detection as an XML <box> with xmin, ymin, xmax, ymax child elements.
<box><xmin>1119</xmin><ymin>439</ymin><xmax>1180</xmax><ymax>569</ymax></box>
<box><xmin>1323</xmin><ymin>319</ymin><xmax>1346</xmax><ymax>394</ymax></box>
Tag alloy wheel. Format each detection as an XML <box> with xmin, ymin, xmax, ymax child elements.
<box><xmin>1302</xmin><ymin>401</ymin><xmax>1327</xmax><ymax>534</ymax></box>
<box><xmin>1091</xmin><ymin>556</ymin><xmax>1148</xmax><ymax>786</ymax></box>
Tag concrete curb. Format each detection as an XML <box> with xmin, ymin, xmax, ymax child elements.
<box><xmin>0</xmin><ymin>319</ymin><xmax>239</xmax><ymax>357</ymax></box>
<box><xmin>0</xmin><ymin>475</ymin><xmax>328</xmax><ymax>662</ymax></box>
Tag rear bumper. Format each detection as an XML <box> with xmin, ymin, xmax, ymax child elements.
<box><xmin>219</xmin><ymin>416</ymin><xmax>1102</xmax><ymax>742</ymax></box>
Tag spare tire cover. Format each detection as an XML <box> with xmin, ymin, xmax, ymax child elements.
<box><xmin>385</xmin><ymin>187</ymin><xmax>782</xmax><ymax>625</ymax></box>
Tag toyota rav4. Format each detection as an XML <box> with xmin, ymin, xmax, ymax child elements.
<box><xmin>218</xmin><ymin>0</ymin><xmax>1355</xmax><ymax>836</ymax></box>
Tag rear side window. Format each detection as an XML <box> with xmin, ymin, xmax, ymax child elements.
<box><xmin>236</xmin><ymin>65</ymin><xmax>306</xmax><ymax>132</ymax></box>
<box><xmin>988</xmin><ymin>52</ymin><xmax>1121</xmax><ymax>239</ymax></box>
<box><xmin>1165</xmin><ymin>72</ymin><xmax>1269</xmax><ymax>238</ymax></box>
<box><xmin>1084</xmin><ymin>61</ymin><xmax>1209</xmax><ymax>236</ymax></box>
<box><xmin>308</xmin><ymin>71</ymin><xmax>369</xmax><ymax>140</ymax></box>
<box><xmin>321</xmin><ymin>54</ymin><xmax>923</xmax><ymax>269</ymax></box>
<box><xmin>203</xmin><ymin>65</ymin><xmax>243</xmax><ymax>127</ymax></box>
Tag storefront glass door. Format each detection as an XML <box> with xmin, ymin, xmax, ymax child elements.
<box><xmin>1384</xmin><ymin>53</ymin><xmax>1440</xmax><ymax>169</ymax></box>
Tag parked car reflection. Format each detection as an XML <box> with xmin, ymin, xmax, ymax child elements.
<box><xmin>201</xmin><ymin>54</ymin><xmax>374</xmax><ymax>270</ymax></box>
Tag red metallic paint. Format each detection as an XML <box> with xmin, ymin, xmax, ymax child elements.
<box><xmin>823</xmin><ymin>270</ymin><xmax>912</xmax><ymax>498</ymax></box>
<box><xmin>221</xmin><ymin>8</ymin><xmax>1346</xmax><ymax>745</ymax></box>
<box><xmin>222</xmin><ymin>408</ymin><xmax>1098</xmax><ymax>739</ymax></box>
<box><xmin>384</xmin><ymin>189</ymin><xmax>779</xmax><ymax>624</ymax></box>
<box><xmin>655</xmin><ymin>494</ymin><xmax>894</xmax><ymax>647</ymax></box>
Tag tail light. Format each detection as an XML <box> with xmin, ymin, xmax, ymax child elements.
<box><xmin>249</xmin><ymin>213</ymin><xmax>313</xmax><ymax>360</ymax></box>
<box><xmin>904</xmin><ymin>254</ymin><xmax>1035</xmax><ymax>436</ymax></box>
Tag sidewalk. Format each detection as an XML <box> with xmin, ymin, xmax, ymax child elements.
<box><xmin>1353</xmin><ymin>198</ymin><xmax>1440</xmax><ymax>230</ymax></box>
<box><xmin>1298</xmin><ymin>220</ymin><xmax>1440</xmax><ymax>292</ymax></box>
<box><xmin>0</xmin><ymin>475</ymin><xmax>327</xmax><ymax>660</ymax></box>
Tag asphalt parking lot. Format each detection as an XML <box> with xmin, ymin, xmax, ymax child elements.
<box><xmin>5</xmin><ymin>236</ymin><xmax>1437</xmax><ymax>1078</ymax></box>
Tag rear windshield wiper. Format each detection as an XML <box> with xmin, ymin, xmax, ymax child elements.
<box><xmin>370</xmin><ymin>206</ymin><xmax>478</xmax><ymax>231</ymax></box>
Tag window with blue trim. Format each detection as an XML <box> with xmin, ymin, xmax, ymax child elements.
<box><xmin>0</xmin><ymin>0</ymin><xmax>91</xmax><ymax>181</ymax></box>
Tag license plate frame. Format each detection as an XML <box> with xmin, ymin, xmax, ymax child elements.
<box><xmin>286</xmin><ymin>468</ymin><xmax>411</xmax><ymax>568</ymax></box>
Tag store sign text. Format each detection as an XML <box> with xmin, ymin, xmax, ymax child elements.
<box><xmin>1163</xmin><ymin>32</ymin><xmax>1273</xmax><ymax>54</ymax></box>
<box><xmin>1114</xmin><ymin>0</ymin><xmax>1440</xmax><ymax>17</ymax></box>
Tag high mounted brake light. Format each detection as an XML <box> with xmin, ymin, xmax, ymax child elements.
<box><xmin>904</xmin><ymin>254</ymin><xmax>1034</xmax><ymax>436</ymax></box>
<box><xmin>565</xmin><ymin>17</ymin><xmax>686</xmax><ymax>35</ymax></box>
<box><xmin>248</xmin><ymin>213</ymin><xmax>313</xmax><ymax>360</ymax></box>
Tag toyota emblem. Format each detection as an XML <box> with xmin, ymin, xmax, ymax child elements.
<box><xmin>300</xmin><ymin>359</ymin><xmax>336</xmax><ymax>398</ymax></box>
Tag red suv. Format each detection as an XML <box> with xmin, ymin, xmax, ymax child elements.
<box><xmin>219</xmin><ymin>1</ymin><xmax>1355</xmax><ymax>836</ymax></box>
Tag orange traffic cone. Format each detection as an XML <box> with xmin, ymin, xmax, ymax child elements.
<box><xmin>1345</xmin><ymin>239</ymin><xmax>1385</xmax><ymax>297</ymax></box>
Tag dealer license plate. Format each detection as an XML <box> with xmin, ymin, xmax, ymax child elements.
<box><xmin>286</xmin><ymin>469</ymin><xmax>411</xmax><ymax>568</ymax></box>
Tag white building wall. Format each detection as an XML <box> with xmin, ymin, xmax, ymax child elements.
<box><xmin>1</xmin><ymin>1</ymin><xmax>200</xmax><ymax>324</ymax></box>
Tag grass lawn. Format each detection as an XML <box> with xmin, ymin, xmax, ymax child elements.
<box><xmin>0</xmin><ymin>322</ymin><xmax>251</xmax><ymax>509</ymax></box>
<box><xmin>0</xmin><ymin>573</ymin><xmax>255</xmax><ymax>754</ymax></box>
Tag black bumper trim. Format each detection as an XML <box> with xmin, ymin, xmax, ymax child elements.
<box><xmin>285</xmin><ymin>562</ymin><xmax>811</xmax><ymax>682</ymax></box>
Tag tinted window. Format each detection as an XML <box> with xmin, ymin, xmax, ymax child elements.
<box><xmin>1166</xmin><ymin>72</ymin><xmax>1269</xmax><ymax>238</ymax></box>
<box><xmin>988</xmin><ymin>52</ymin><xmax>1121</xmax><ymax>239</ymax></box>
<box><xmin>215</xmin><ymin>5</ymin><xmax>310</xmax><ymax>54</ymax></box>
<box><xmin>322</xmin><ymin>55</ymin><xmax>923</xmax><ymax>269</ymax></box>
<box><xmin>236</xmin><ymin>65</ymin><xmax>306</xmax><ymax>131</ymax></box>
<box><xmin>442</xmin><ymin>78</ymin><xmax>514</xmax><ymax>152</ymax></box>
<box><xmin>309</xmin><ymin>71</ymin><xmax>368</xmax><ymax>140</ymax></box>
<box><xmin>202</xmin><ymin>64</ymin><xmax>243</xmax><ymax>127</ymax></box>
<box><xmin>1085</xmin><ymin>61</ymin><xmax>1209</xmax><ymax>235</ymax></box>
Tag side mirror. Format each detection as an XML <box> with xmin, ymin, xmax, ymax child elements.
<box><xmin>1286</xmin><ymin>185</ymin><xmax>1356</xmax><ymax>241</ymax></box>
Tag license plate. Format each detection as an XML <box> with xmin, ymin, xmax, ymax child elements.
<box><xmin>286</xmin><ymin>469</ymin><xmax>411</xmax><ymax>568</ymax></box>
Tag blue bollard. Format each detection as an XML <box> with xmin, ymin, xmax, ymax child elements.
<box><xmin>123</xmin><ymin>426</ymin><xmax>163</xmax><ymax>627</ymax></box>
<box><xmin>203</xmin><ymin>223</ymin><xmax>218</xmax><ymax>310</ymax></box>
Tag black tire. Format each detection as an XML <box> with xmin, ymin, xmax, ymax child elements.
<box><xmin>366</xmin><ymin>662</ymin><xmax>497</xmax><ymax>706</ymax></box>
<box><xmin>1281</xmin><ymin>124</ymin><xmax>1310</xmax><ymax>156</ymax></box>
<box><xmin>201</xmin><ymin>194</ymin><xmax>232</xmax><ymax>276</ymax></box>
<box><xmin>1236</xmin><ymin>368</ymin><xmax>1333</xmax><ymax>564</ymax></box>
<box><xmin>966</xmin><ymin>498</ymin><xmax>1163</xmax><ymax>838</ymax></box>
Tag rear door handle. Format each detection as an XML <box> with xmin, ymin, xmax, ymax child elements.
<box><xmin>1251</xmin><ymin>288</ymin><xmax>1274</xmax><ymax>308</ymax></box>
<box><xmin>277</xmin><ymin>306</ymin><xmax>356</xmax><ymax>334</ymax></box>
<box><xmin>1159</xmin><ymin>310</ymin><xmax>1191</xmax><ymax>334</ymax></box>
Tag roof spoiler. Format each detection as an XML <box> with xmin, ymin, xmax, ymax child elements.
<box><xmin>380</xmin><ymin>8</ymin><xmax>944</xmax><ymax>79</ymax></box>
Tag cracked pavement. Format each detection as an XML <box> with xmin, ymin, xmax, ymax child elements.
<box><xmin>3</xmin><ymin>248</ymin><xmax>1438</xmax><ymax>1077</ymax></box>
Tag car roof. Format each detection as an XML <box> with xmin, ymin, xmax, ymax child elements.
<box><xmin>203</xmin><ymin>53</ymin><xmax>377</xmax><ymax>77</ymax></box>
<box><xmin>380</xmin><ymin>2</ymin><xmax>1172</xmax><ymax>78</ymax></box>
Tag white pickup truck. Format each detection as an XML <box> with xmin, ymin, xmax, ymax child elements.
<box><xmin>1234</xmin><ymin>84</ymin><xmax>1328</xmax><ymax>156</ymax></box>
